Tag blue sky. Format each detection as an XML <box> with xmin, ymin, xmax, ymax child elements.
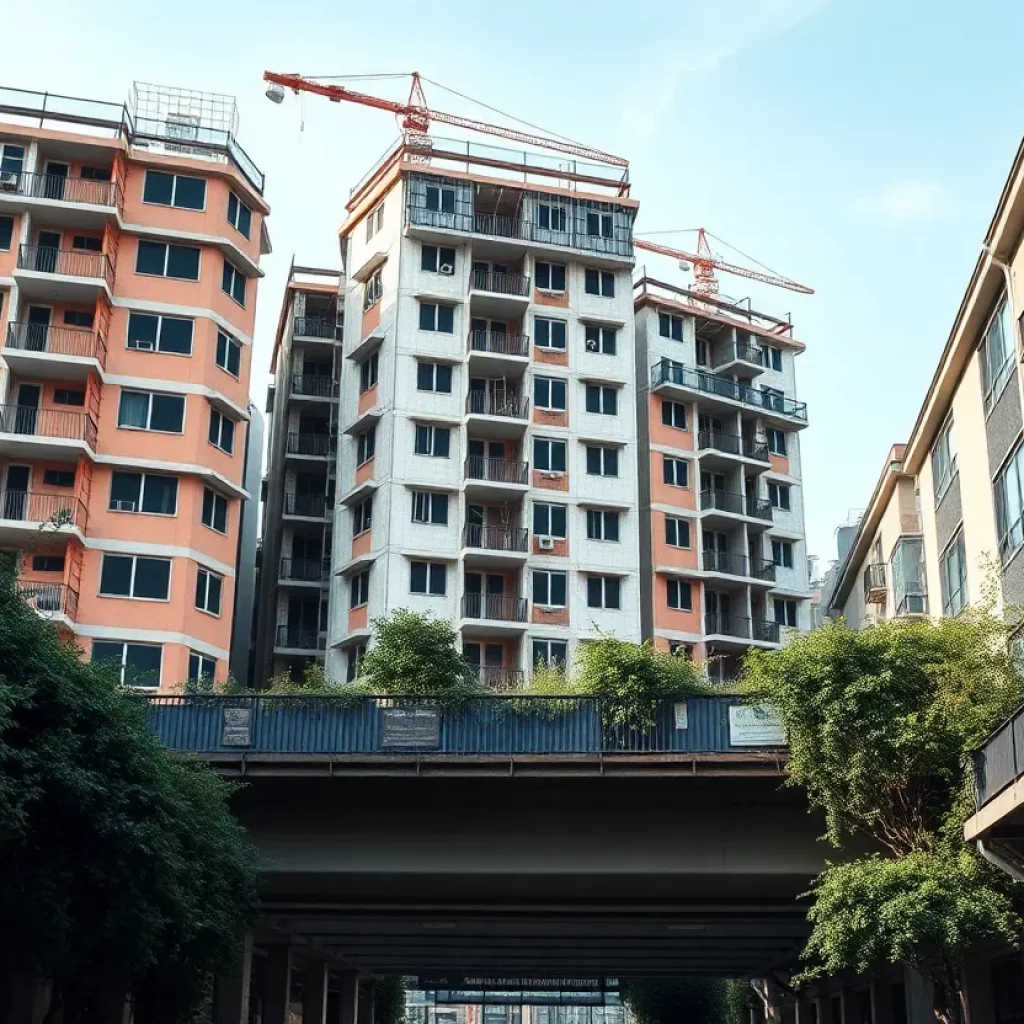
<box><xmin>5</xmin><ymin>0</ymin><xmax>1024</xmax><ymax>568</ymax></box>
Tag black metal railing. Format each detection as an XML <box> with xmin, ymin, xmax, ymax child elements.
<box><xmin>17</xmin><ymin>245</ymin><xmax>113</xmax><ymax>289</ymax></box>
<box><xmin>284</xmin><ymin>493</ymin><xmax>329</xmax><ymax>518</ymax></box>
<box><xmin>699</xmin><ymin>489</ymin><xmax>746</xmax><ymax>516</ymax></box>
<box><xmin>472</xmin><ymin>269</ymin><xmax>531</xmax><ymax>296</ymax></box>
<box><xmin>753</xmin><ymin>620</ymin><xmax>782</xmax><ymax>643</ymax></box>
<box><xmin>6</xmin><ymin>170</ymin><xmax>119</xmax><ymax>207</ymax></box>
<box><xmin>0</xmin><ymin>405</ymin><xmax>97</xmax><ymax>449</ymax></box>
<box><xmin>750</xmin><ymin>557</ymin><xmax>777</xmax><ymax>582</ymax></box>
<box><xmin>863</xmin><ymin>563</ymin><xmax>887</xmax><ymax>599</ymax></box>
<box><xmin>464</xmin><ymin>457</ymin><xmax>529</xmax><ymax>485</ymax></box>
<box><xmin>292</xmin><ymin>316</ymin><xmax>339</xmax><ymax>340</ymax></box>
<box><xmin>5</xmin><ymin>321</ymin><xmax>106</xmax><ymax>363</ymax></box>
<box><xmin>466</xmin><ymin>391</ymin><xmax>529</xmax><ymax>418</ymax></box>
<box><xmin>705</xmin><ymin>613</ymin><xmax>750</xmax><ymax>638</ymax></box>
<box><xmin>286</xmin><ymin>433</ymin><xmax>334</xmax><ymax>457</ymax></box>
<box><xmin>697</xmin><ymin>429</ymin><xmax>770</xmax><ymax>462</ymax></box>
<box><xmin>701</xmin><ymin>549</ymin><xmax>748</xmax><ymax>577</ymax></box>
<box><xmin>468</xmin><ymin>330</ymin><xmax>530</xmax><ymax>357</ymax></box>
<box><xmin>745</xmin><ymin>388</ymin><xmax>808</xmax><ymax>421</ymax></box>
<box><xmin>476</xmin><ymin>667</ymin><xmax>526</xmax><ymax>691</ymax></box>
<box><xmin>291</xmin><ymin>375</ymin><xmax>337</xmax><ymax>398</ymax></box>
<box><xmin>0</xmin><ymin>491</ymin><xmax>86</xmax><ymax>528</ymax></box>
<box><xmin>279</xmin><ymin>557</ymin><xmax>330</xmax><ymax>583</ymax></box>
<box><xmin>746</xmin><ymin>496</ymin><xmax>773</xmax><ymax>521</ymax></box>
<box><xmin>275</xmin><ymin>625</ymin><xmax>324</xmax><ymax>651</ymax></box>
<box><xmin>720</xmin><ymin>341</ymin><xmax>762</xmax><ymax>365</ymax></box>
<box><xmin>461</xmin><ymin>593</ymin><xmax>528</xmax><ymax>622</ymax></box>
<box><xmin>463</xmin><ymin>524</ymin><xmax>529</xmax><ymax>553</ymax></box>
<box><xmin>974</xmin><ymin>705</ymin><xmax>1024</xmax><ymax>806</ymax></box>
<box><xmin>16</xmin><ymin>582</ymin><xmax>78</xmax><ymax>621</ymax></box>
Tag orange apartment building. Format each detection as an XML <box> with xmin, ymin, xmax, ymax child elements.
<box><xmin>0</xmin><ymin>83</ymin><xmax>268</xmax><ymax>690</ymax></box>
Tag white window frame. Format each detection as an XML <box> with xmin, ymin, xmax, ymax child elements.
<box><xmin>195</xmin><ymin>566</ymin><xmax>223</xmax><ymax>616</ymax></box>
<box><xmin>354</xmin><ymin>497</ymin><xmax>373</xmax><ymax>535</ymax></box>
<box><xmin>667</xmin><ymin>578</ymin><xmax>692</xmax><ymax>611</ymax></box>
<box><xmin>587</xmin><ymin>574</ymin><xmax>621</xmax><ymax>609</ymax></box>
<box><xmin>764</xmin><ymin>346</ymin><xmax>783</xmax><ymax>372</ymax></box>
<box><xmin>586</xmin><ymin>508</ymin><xmax>619</xmax><ymax>542</ymax></box>
<box><xmin>414</xmin><ymin>424</ymin><xmax>450</xmax><ymax>458</ymax></box>
<box><xmin>534</xmin><ymin>437</ymin><xmax>567</xmax><ymax>473</ymax></box>
<box><xmin>995</xmin><ymin>442</ymin><xmax>1024</xmax><ymax>563</ymax></box>
<box><xmin>208</xmin><ymin>407</ymin><xmax>235</xmax><ymax>455</ymax></box>
<box><xmin>188</xmin><ymin>651</ymin><xmax>218</xmax><ymax>685</ymax></box>
<box><xmin>940</xmin><ymin>529</ymin><xmax>968</xmax><ymax>616</ymax></box>
<box><xmin>774</xmin><ymin>598</ymin><xmax>798</xmax><ymax>627</ymax></box>
<box><xmin>411</xmin><ymin>491</ymin><xmax>448</xmax><ymax>525</ymax></box>
<box><xmin>659</xmin><ymin>313</ymin><xmax>684</xmax><ymax>341</ymax></box>
<box><xmin>665</xmin><ymin>516</ymin><xmax>690</xmax><ymax>548</ymax></box>
<box><xmin>421</xmin><ymin>244</ymin><xmax>456</xmax><ymax>274</ymax></box>
<box><xmin>584</xmin><ymin>324</ymin><xmax>616</xmax><ymax>355</ymax></box>
<box><xmin>135</xmin><ymin>240</ymin><xmax>201</xmax><ymax>281</ymax></box>
<box><xmin>535</xmin><ymin>317</ymin><xmax>567</xmax><ymax>351</ymax></box>
<box><xmin>932</xmin><ymin>416</ymin><xmax>958</xmax><ymax>503</ymax></box>
<box><xmin>201</xmin><ymin>487</ymin><xmax>229</xmax><ymax>534</ymax></box>
<box><xmin>226</xmin><ymin>191</ymin><xmax>252</xmax><ymax>238</ymax></box>
<box><xmin>222</xmin><ymin>259</ymin><xmax>246</xmax><ymax>307</ymax></box>
<box><xmin>584</xmin><ymin>268</ymin><xmax>615</xmax><ymax>297</ymax></box>
<box><xmin>586</xmin><ymin>445</ymin><xmax>618</xmax><ymax>477</ymax></box>
<box><xmin>350</xmin><ymin>570</ymin><xmax>370</xmax><ymax>608</ymax></box>
<box><xmin>216</xmin><ymin>331</ymin><xmax>242</xmax><ymax>378</ymax></box>
<box><xmin>532</xmin><ymin>638</ymin><xmax>568</xmax><ymax>667</ymax></box>
<box><xmin>768</xmin><ymin>481</ymin><xmax>791</xmax><ymax>511</ymax></box>
<box><xmin>767</xmin><ymin>429</ymin><xmax>787</xmax><ymax>456</ymax></box>
<box><xmin>126</xmin><ymin>311</ymin><xmax>194</xmax><ymax>356</ymax></box>
<box><xmin>409</xmin><ymin>560</ymin><xmax>446</xmax><ymax>596</ymax></box>
<box><xmin>416</xmin><ymin>360</ymin><xmax>452</xmax><ymax>393</ymax></box>
<box><xmin>536</xmin><ymin>203</ymin><xmax>568</xmax><ymax>232</ymax></box>
<box><xmin>772</xmin><ymin>538</ymin><xmax>795</xmax><ymax>569</ymax></box>
<box><xmin>98</xmin><ymin>553</ymin><xmax>172</xmax><ymax>602</ymax></box>
<box><xmin>535</xmin><ymin>261</ymin><xmax>567</xmax><ymax>292</ymax></box>
<box><xmin>142</xmin><ymin>169</ymin><xmax>207</xmax><ymax>211</ymax></box>
<box><xmin>532</xmin><ymin>569</ymin><xmax>567</xmax><ymax>608</ymax></box>
<box><xmin>981</xmin><ymin>297</ymin><xmax>1014</xmax><ymax>411</ymax></box>
<box><xmin>364</xmin><ymin>268</ymin><xmax>383</xmax><ymax>310</ymax></box>
<box><xmin>585</xmin><ymin>384</ymin><xmax>618</xmax><ymax>416</ymax></box>
<box><xmin>663</xmin><ymin>456</ymin><xmax>688</xmax><ymax>488</ymax></box>
<box><xmin>357</xmin><ymin>427</ymin><xmax>376</xmax><ymax>465</ymax></box>
<box><xmin>92</xmin><ymin>640</ymin><xmax>162</xmax><ymax>688</ymax></box>
<box><xmin>535</xmin><ymin>375</ymin><xmax>567</xmax><ymax>411</ymax></box>
<box><xmin>109</xmin><ymin>471</ymin><xmax>178</xmax><ymax>516</ymax></box>
<box><xmin>533</xmin><ymin>502</ymin><xmax>567</xmax><ymax>539</ymax></box>
<box><xmin>117</xmin><ymin>389</ymin><xmax>185</xmax><ymax>434</ymax></box>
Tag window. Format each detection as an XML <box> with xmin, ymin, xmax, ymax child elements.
<box><xmin>222</xmin><ymin>259</ymin><xmax>246</xmax><ymax>306</ymax></box>
<box><xmin>43</xmin><ymin>469</ymin><xmax>75</xmax><ymax>488</ymax></box>
<box><xmin>109</xmin><ymin>471</ymin><xmax>178</xmax><ymax>515</ymax></box>
<box><xmin>417</xmin><ymin>361</ymin><xmax>452</xmax><ymax>393</ymax></box>
<box><xmin>534</xmin><ymin>376</ymin><xmax>567</xmax><ymax>411</ymax></box>
<box><xmin>981</xmin><ymin>298</ymin><xmax>1014</xmax><ymax>410</ymax></box>
<box><xmin>665</xmin><ymin>517</ymin><xmax>691</xmax><ymax>548</ymax></box>
<box><xmin>662</xmin><ymin>456</ymin><xmax>688</xmax><ymax>487</ymax></box>
<box><xmin>584</xmin><ymin>269</ymin><xmax>615</xmax><ymax>297</ymax></box>
<box><xmin>659</xmin><ymin>313</ymin><xmax>684</xmax><ymax>341</ymax></box>
<box><xmin>410</xmin><ymin>560</ymin><xmax>446</xmax><ymax>595</ymax></box>
<box><xmin>586</xmin><ymin>509</ymin><xmax>619</xmax><ymax>542</ymax></box>
<box><xmin>534</xmin><ymin>438</ymin><xmax>567</xmax><ymax>472</ymax></box>
<box><xmin>533</xmin><ymin>570</ymin><xmax>567</xmax><ymax>607</ymax></box>
<box><xmin>940</xmin><ymin>529</ymin><xmax>968</xmax><ymax>616</ymax></box>
<box><xmin>0</xmin><ymin>144</ymin><xmax>25</xmax><ymax>176</ymax></box>
<box><xmin>0</xmin><ymin>216</ymin><xmax>11</xmax><ymax>251</ymax></box>
<box><xmin>226</xmin><ymin>192</ymin><xmax>252</xmax><ymax>238</ymax></box>
<box><xmin>587</xmin><ymin>575</ymin><xmax>621</xmax><ymax>609</ymax></box>
<box><xmin>92</xmin><ymin>640</ymin><xmax>162</xmax><ymax>688</ymax></box>
<box><xmin>346</xmin><ymin>644</ymin><xmax>367</xmax><ymax>682</ymax></box>
<box><xmin>419</xmin><ymin>302</ymin><xmax>455</xmax><ymax>333</ymax></box>
<box><xmin>32</xmin><ymin>555</ymin><xmax>64</xmax><ymax>572</ymax></box>
<box><xmin>64</xmin><ymin>310</ymin><xmax>94</xmax><ymax>328</ymax></box>
<box><xmin>774</xmin><ymin>599</ymin><xmax>798</xmax><ymax>627</ymax></box>
<box><xmin>357</xmin><ymin>427</ymin><xmax>376</xmax><ymax>464</ymax></box>
<box><xmin>208</xmin><ymin>408</ymin><xmax>235</xmax><ymax>454</ymax></box>
<box><xmin>54</xmin><ymin>388</ymin><xmax>85</xmax><ymax>407</ymax></box>
<box><xmin>667</xmin><ymin>579</ymin><xmax>692</xmax><ymax>611</ymax></box>
<box><xmin>127</xmin><ymin>311</ymin><xmax>193</xmax><ymax>355</ymax></box>
<box><xmin>412</xmin><ymin>491</ymin><xmax>449</xmax><ymax>525</ymax></box>
<box><xmin>359</xmin><ymin>352</ymin><xmax>379</xmax><ymax>393</ymax></box>
<box><xmin>72</xmin><ymin>235</ymin><xmax>101</xmax><ymax>252</ymax></box>
<box><xmin>661</xmin><ymin>400</ymin><xmax>687</xmax><ymax>429</ymax></box>
<box><xmin>80</xmin><ymin>166</ymin><xmax>112</xmax><ymax>181</ymax></box>
<box><xmin>354</xmin><ymin>497</ymin><xmax>373</xmax><ymax>534</ymax></box>
<box><xmin>932</xmin><ymin>417</ymin><xmax>957</xmax><ymax>502</ymax></box>
<box><xmin>584</xmin><ymin>324</ymin><xmax>616</xmax><ymax>355</ymax></box>
<box><xmin>533</xmin><ymin>502</ymin><xmax>567</xmax><ymax>538</ymax></box>
<box><xmin>764</xmin><ymin>346</ymin><xmax>783</xmax><ymax>372</ymax></box>
<box><xmin>585</xmin><ymin>385</ymin><xmax>617</xmax><ymax>415</ymax></box>
<box><xmin>996</xmin><ymin>443</ymin><xmax>1024</xmax><ymax>562</ymax></box>
<box><xmin>216</xmin><ymin>332</ymin><xmax>241</xmax><ymax>376</ymax></box>
<box><xmin>414</xmin><ymin>424</ymin><xmax>450</xmax><ymax>457</ymax></box>
<box><xmin>99</xmin><ymin>554</ymin><xmax>171</xmax><ymax>600</ymax></box>
<box><xmin>424</xmin><ymin>183</ymin><xmax>456</xmax><ymax>213</ymax></box>
<box><xmin>533</xmin><ymin>638</ymin><xmax>568</xmax><ymax>667</ymax></box>
<box><xmin>535</xmin><ymin>318</ymin><xmax>567</xmax><ymax>350</ymax></box>
<box><xmin>586</xmin><ymin>445</ymin><xmax>618</xmax><ymax>477</ymax></box>
<box><xmin>135</xmin><ymin>240</ymin><xmax>200</xmax><ymax>280</ymax></box>
<box><xmin>350</xmin><ymin>571</ymin><xmax>370</xmax><ymax>608</ymax></box>
<box><xmin>535</xmin><ymin>262</ymin><xmax>566</xmax><ymax>291</ymax></box>
<box><xmin>586</xmin><ymin>211</ymin><xmax>614</xmax><ymax>238</ymax></box>
<box><xmin>768</xmin><ymin>482</ymin><xmax>791</xmax><ymax>511</ymax></box>
<box><xmin>143</xmin><ymin>169</ymin><xmax>206</xmax><ymax>210</ymax></box>
<box><xmin>118</xmin><ymin>390</ymin><xmax>185</xmax><ymax>433</ymax></box>
<box><xmin>365</xmin><ymin>202</ymin><xmax>385</xmax><ymax>240</ymax></box>
<box><xmin>188</xmin><ymin>652</ymin><xmax>218</xmax><ymax>687</ymax></box>
<box><xmin>195</xmin><ymin>567</ymin><xmax>223</xmax><ymax>615</ymax></box>
<box><xmin>202</xmin><ymin>488</ymin><xmax>228</xmax><ymax>533</ymax></box>
<box><xmin>421</xmin><ymin>245</ymin><xmax>456</xmax><ymax>274</ymax></box>
<box><xmin>767</xmin><ymin>428</ymin><xmax>787</xmax><ymax>456</ymax></box>
<box><xmin>536</xmin><ymin>203</ymin><xmax>567</xmax><ymax>231</ymax></box>
<box><xmin>363</xmin><ymin>268</ymin><xmax>384</xmax><ymax>309</ymax></box>
<box><xmin>772</xmin><ymin>539</ymin><xmax>794</xmax><ymax>568</ymax></box>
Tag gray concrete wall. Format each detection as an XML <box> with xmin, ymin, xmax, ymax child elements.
<box><xmin>986</xmin><ymin>368</ymin><xmax>1022</xmax><ymax>474</ymax></box>
<box><xmin>934</xmin><ymin>473</ymin><xmax>963</xmax><ymax>555</ymax></box>
<box><xmin>231</xmin><ymin>403</ymin><xmax>264</xmax><ymax>686</ymax></box>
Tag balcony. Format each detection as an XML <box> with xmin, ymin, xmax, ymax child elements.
<box><xmin>863</xmin><ymin>563</ymin><xmax>887</xmax><ymax>604</ymax></box>
<box><xmin>461</xmin><ymin>593</ymin><xmax>528</xmax><ymax>626</ymax></box>
<box><xmin>292</xmin><ymin>316</ymin><xmax>340</xmax><ymax>342</ymax></box>
<box><xmin>467</xmin><ymin>330</ymin><xmax>530</xmax><ymax>375</ymax></box>
<box><xmin>749</xmin><ymin>557</ymin><xmax>777</xmax><ymax>583</ymax></box>
<box><xmin>0</xmin><ymin>405</ymin><xmax>97</xmax><ymax>460</ymax></box>
<box><xmin>699</xmin><ymin>489</ymin><xmax>774</xmax><ymax>525</ymax></box>
<box><xmin>275</xmin><ymin>625</ymin><xmax>325</xmax><ymax>652</ymax></box>
<box><xmin>477</xmin><ymin>667</ymin><xmax>526</xmax><ymax>691</ymax></box>
<box><xmin>0</xmin><ymin>171</ymin><xmax>120</xmax><ymax>222</ymax></box>
<box><xmin>463</xmin><ymin>457</ymin><xmax>529</xmax><ymax>500</ymax></box>
<box><xmin>704</xmin><ymin>613</ymin><xmax>750</xmax><ymax>639</ymax></box>
<box><xmin>713</xmin><ymin>340</ymin><xmax>764</xmax><ymax>376</ymax></box>
<box><xmin>290</xmin><ymin>375</ymin><xmax>338</xmax><ymax>400</ymax></box>
<box><xmin>697</xmin><ymin>429</ymin><xmax>770</xmax><ymax>463</ymax></box>
<box><xmin>472</xmin><ymin>268</ymin><xmax>530</xmax><ymax>297</ymax></box>
<box><xmin>470</xmin><ymin>268</ymin><xmax>531</xmax><ymax>317</ymax></box>
<box><xmin>16</xmin><ymin>245</ymin><xmax>113</xmax><ymax>298</ymax></box>
<box><xmin>286</xmin><ymin>433</ymin><xmax>335</xmax><ymax>459</ymax></box>
<box><xmin>752</xmin><ymin>620</ymin><xmax>782</xmax><ymax>643</ymax></box>
<box><xmin>465</xmin><ymin>390</ymin><xmax>529</xmax><ymax>438</ymax></box>
<box><xmin>0</xmin><ymin>491</ymin><xmax>87</xmax><ymax>542</ymax></box>
<box><xmin>701</xmin><ymin>550</ymin><xmax>749</xmax><ymax>578</ymax></box>
<box><xmin>4</xmin><ymin>322</ymin><xmax>106</xmax><ymax>377</ymax></box>
<box><xmin>16</xmin><ymin>581</ymin><xmax>78</xmax><ymax>624</ymax></box>
<box><xmin>462</xmin><ymin>524</ymin><xmax>529</xmax><ymax>567</ymax></box>
<box><xmin>284</xmin><ymin>493</ymin><xmax>330</xmax><ymax>519</ymax></box>
<box><xmin>279</xmin><ymin>557</ymin><xmax>331</xmax><ymax>585</ymax></box>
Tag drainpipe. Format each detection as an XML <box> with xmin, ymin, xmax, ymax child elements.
<box><xmin>977</xmin><ymin>838</ymin><xmax>1024</xmax><ymax>884</ymax></box>
<box><xmin>981</xmin><ymin>244</ymin><xmax>1017</xmax><ymax>344</ymax></box>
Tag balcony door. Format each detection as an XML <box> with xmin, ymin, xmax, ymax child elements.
<box><xmin>3</xmin><ymin>465</ymin><xmax>29</xmax><ymax>520</ymax></box>
<box><xmin>15</xmin><ymin>383</ymin><xmax>40</xmax><ymax>435</ymax></box>
<box><xmin>44</xmin><ymin>162</ymin><xmax>69</xmax><ymax>201</ymax></box>
<box><xmin>701</xmin><ymin>470</ymin><xmax>726</xmax><ymax>494</ymax></box>
<box><xmin>26</xmin><ymin>306</ymin><xmax>51</xmax><ymax>352</ymax></box>
<box><xmin>707</xmin><ymin>590</ymin><xmax>732</xmax><ymax>630</ymax></box>
<box><xmin>35</xmin><ymin>231</ymin><xmax>60</xmax><ymax>273</ymax></box>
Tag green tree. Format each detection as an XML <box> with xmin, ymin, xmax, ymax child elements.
<box><xmin>743</xmin><ymin>614</ymin><xmax>1024</xmax><ymax>1023</ymax></box>
<box><xmin>0</xmin><ymin>557</ymin><xmax>257</xmax><ymax>1024</ymax></box>
<box><xmin>623</xmin><ymin>978</ymin><xmax>747</xmax><ymax>1024</ymax></box>
<box><xmin>372</xmin><ymin>976</ymin><xmax>407</xmax><ymax>1024</ymax></box>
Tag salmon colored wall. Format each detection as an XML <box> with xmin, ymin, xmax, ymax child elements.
<box><xmin>652</xmin><ymin>573</ymin><xmax>702</xmax><ymax>632</ymax></box>
<box><xmin>358</xmin><ymin>385</ymin><xmax>378</xmax><ymax>415</ymax></box>
<box><xmin>533</xmin><ymin>605</ymin><xmax>569</xmax><ymax>626</ymax></box>
<box><xmin>0</xmin><ymin>214</ymin><xmax>21</xmax><ymax>275</ymax></box>
<box><xmin>534</xmin><ymin>408</ymin><xmax>568</xmax><ymax>428</ymax></box>
<box><xmin>532</xmin><ymin>536</ymin><xmax>568</xmax><ymax>557</ymax></box>
<box><xmin>464</xmin><ymin>636</ymin><xmax>520</xmax><ymax>667</ymax></box>
<box><xmin>650</xmin><ymin>396</ymin><xmax>694</xmax><ymax>449</ymax></box>
<box><xmin>355</xmin><ymin>459</ymin><xmax>374</xmax><ymax>484</ymax></box>
<box><xmin>769</xmin><ymin>454</ymin><xmax>789</xmax><ymax>475</ymax></box>
<box><xmin>533</xmin><ymin>470</ymin><xmax>568</xmax><ymax>491</ymax></box>
<box><xmin>349</xmin><ymin>604</ymin><xmax>368</xmax><ymax>631</ymax></box>
<box><xmin>352</xmin><ymin>529</ymin><xmax>372</xmax><ymax>558</ymax></box>
<box><xmin>362</xmin><ymin>301</ymin><xmax>381</xmax><ymax>337</ymax></box>
<box><xmin>649</xmin><ymin>452</ymin><xmax>695</xmax><ymax>509</ymax></box>
<box><xmin>534</xmin><ymin>290</ymin><xmax>569</xmax><ymax>308</ymax></box>
<box><xmin>652</xmin><ymin>512</ymin><xmax>697</xmax><ymax>569</ymax></box>
<box><xmin>534</xmin><ymin>347</ymin><xmax>568</xmax><ymax>367</ymax></box>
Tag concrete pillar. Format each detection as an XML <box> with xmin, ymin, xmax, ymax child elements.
<box><xmin>303</xmin><ymin>959</ymin><xmax>330</xmax><ymax>1024</ymax></box>
<box><xmin>904</xmin><ymin>968</ymin><xmax>932</xmax><ymax>1024</ymax></box>
<box><xmin>6</xmin><ymin>975</ymin><xmax>51</xmax><ymax>1024</ymax></box>
<box><xmin>215</xmin><ymin>933</ymin><xmax>253</xmax><ymax>1024</ymax></box>
<box><xmin>337</xmin><ymin>972</ymin><xmax>359</xmax><ymax>1024</ymax></box>
<box><xmin>264</xmin><ymin>947</ymin><xmax>294</xmax><ymax>1024</ymax></box>
<box><xmin>356</xmin><ymin>982</ymin><xmax>375</xmax><ymax>1024</ymax></box>
<box><xmin>961</xmin><ymin>954</ymin><xmax>993</xmax><ymax>1024</ymax></box>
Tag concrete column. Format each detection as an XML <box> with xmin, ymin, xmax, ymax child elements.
<box><xmin>337</xmin><ymin>972</ymin><xmax>359</xmax><ymax>1024</ymax></box>
<box><xmin>303</xmin><ymin>959</ymin><xmax>330</xmax><ymax>1024</ymax></box>
<box><xmin>264</xmin><ymin>946</ymin><xmax>294</xmax><ymax>1024</ymax></box>
<box><xmin>214</xmin><ymin>933</ymin><xmax>253</xmax><ymax>1024</ymax></box>
<box><xmin>6</xmin><ymin>975</ymin><xmax>51</xmax><ymax>1024</ymax></box>
<box><xmin>903</xmin><ymin>967</ymin><xmax>933</xmax><ymax>1024</ymax></box>
<box><xmin>356</xmin><ymin>982</ymin><xmax>375</xmax><ymax>1024</ymax></box>
<box><xmin>961</xmin><ymin>954</ymin><xmax>993</xmax><ymax>1024</ymax></box>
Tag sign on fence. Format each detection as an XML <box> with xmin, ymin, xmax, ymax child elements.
<box><xmin>728</xmin><ymin>703</ymin><xmax>785</xmax><ymax>746</ymax></box>
<box><xmin>381</xmin><ymin>707</ymin><xmax>441</xmax><ymax>748</ymax></box>
<box><xmin>673</xmin><ymin>702</ymin><xmax>689</xmax><ymax>729</ymax></box>
<box><xmin>221</xmin><ymin>707</ymin><xmax>252</xmax><ymax>746</ymax></box>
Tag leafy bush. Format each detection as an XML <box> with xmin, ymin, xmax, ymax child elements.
<box><xmin>623</xmin><ymin>978</ymin><xmax>747</xmax><ymax>1024</ymax></box>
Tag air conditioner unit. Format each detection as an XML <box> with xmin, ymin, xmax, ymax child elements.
<box><xmin>585</xmin><ymin>339</ymin><xmax>599</xmax><ymax>352</ymax></box>
<box><xmin>538</xmin><ymin>536</ymin><xmax>555</xmax><ymax>551</ymax></box>
<box><xmin>131</xmin><ymin>339</ymin><xmax>155</xmax><ymax>351</ymax></box>
<box><xmin>111</xmin><ymin>500</ymin><xmax>137</xmax><ymax>512</ymax></box>
<box><xmin>439</xmin><ymin>263</ymin><xmax>454</xmax><ymax>275</ymax></box>
<box><xmin>0</xmin><ymin>171</ymin><xmax>18</xmax><ymax>191</ymax></box>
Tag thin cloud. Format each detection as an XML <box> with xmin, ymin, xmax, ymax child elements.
<box><xmin>851</xmin><ymin>180</ymin><xmax>950</xmax><ymax>220</ymax></box>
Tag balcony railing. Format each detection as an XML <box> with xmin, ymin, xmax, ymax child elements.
<box><xmin>464</xmin><ymin>457</ymin><xmax>529</xmax><ymax>485</ymax></box>
<box><xmin>275</xmin><ymin>625</ymin><xmax>325</xmax><ymax>651</ymax></box>
<box><xmin>468</xmin><ymin>330</ymin><xmax>530</xmax><ymax>358</ymax></box>
<box><xmin>705</xmin><ymin>613</ymin><xmax>750</xmax><ymax>639</ymax></box>
<box><xmin>292</xmin><ymin>316</ymin><xmax>339</xmax><ymax>340</ymax></box>
<box><xmin>715</xmin><ymin>341</ymin><xmax>762</xmax><ymax>366</ymax></box>
<box><xmin>3</xmin><ymin>170</ymin><xmax>120</xmax><ymax>207</ymax></box>
<box><xmin>466</xmin><ymin>390</ymin><xmax>529</xmax><ymax>419</ymax></box>
<box><xmin>472</xmin><ymin>269</ymin><xmax>531</xmax><ymax>296</ymax></box>
<box><xmin>5</xmin><ymin>321</ymin><xmax>106</xmax><ymax>363</ymax></box>
<box><xmin>0</xmin><ymin>491</ymin><xmax>86</xmax><ymax>528</ymax></box>
<box><xmin>863</xmin><ymin>563</ymin><xmax>887</xmax><ymax>602</ymax></box>
<box><xmin>697</xmin><ymin>429</ymin><xmax>770</xmax><ymax>462</ymax></box>
<box><xmin>286</xmin><ymin>433</ymin><xmax>335</xmax><ymax>457</ymax></box>
<box><xmin>291</xmin><ymin>375</ymin><xmax>338</xmax><ymax>399</ymax></box>
<box><xmin>700</xmin><ymin>489</ymin><xmax>773</xmax><ymax>522</ymax></box>
<box><xmin>701</xmin><ymin>549</ymin><xmax>748</xmax><ymax>577</ymax></box>
<box><xmin>750</xmin><ymin>557</ymin><xmax>777</xmax><ymax>582</ymax></box>
<box><xmin>284</xmin><ymin>493</ymin><xmax>329</xmax><ymax>518</ymax></box>
<box><xmin>463</xmin><ymin>524</ymin><xmax>529</xmax><ymax>553</ymax></box>
<box><xmin>17</xmin><ymin>245</ymin><xmax>113</xmax><ymax>289</ymax></box>
<box><xmin>0</xmin><ymin>405</ymin><xmax>97</xmax><ymax>449</ymax></box>
<box><xmin>746</xmin><ymin>496</ymin><xmax>773</xmax><ymax>521</ymax></box>
<box><xmin>461</xmin><ymin>593</ymin><xmax>528</xmax><ymax>622</ymax></box>
<box><xmin>753</xmin><ymin>620</ymin><xmax>782</xmax><ymax>643</ymax></box>
<box><xmin>279</xmin><ymin>557</ymin><xmax>330</xmax><ymax>583</ymax></box>
<box><xmin>476</xmin><ymin>667</ymin><xmax>526</xmax><ymax>691</ymax></box>
<box><xmin>16</xmin><ymin>581</ymin><xmax>78</xmax><ymax>621</ymax></box>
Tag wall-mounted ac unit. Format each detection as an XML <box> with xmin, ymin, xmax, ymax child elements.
<box><xmin>0</xmin><ymin>171</ymin><xmax>18</xmax><ymax>191</ymax></box>
<box><xmin>439</xmin><ymin>263</ymin><xmax>454</xmax><ymax>275</ymax></box>
<box><xmin>111</xmin><ymin>500</ymin><xmax>137</xmax><ymax>512</ymax></box>
<box><xmin>538</xmin><ymin>536</ymin><xmax>555</xmax><ymax>551</ymax></box>
<box><xmin>131</xmin><ymin>339</ymin><xmax>155</xmax><ymax>351</ymax></box>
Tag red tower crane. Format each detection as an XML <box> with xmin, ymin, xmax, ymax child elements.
<box><xmin>634</xmin><ymin>230</ymin><xmax>813</xmax><ymax>297</ymax></box>
<box><xmin>263</xmin><ymin>71</ymin><xmax>629</xmax><ymax>169</ymax></box>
